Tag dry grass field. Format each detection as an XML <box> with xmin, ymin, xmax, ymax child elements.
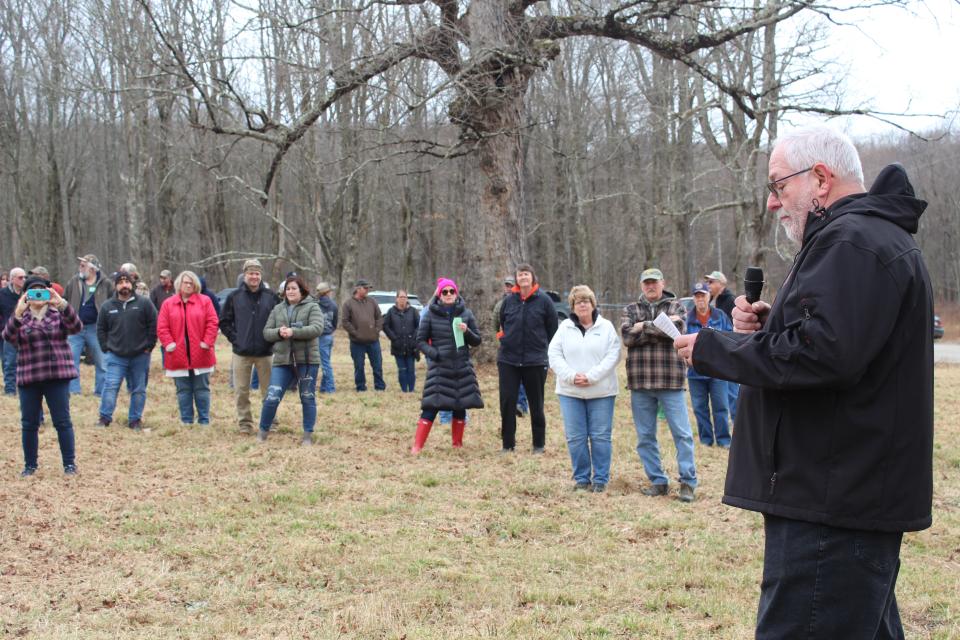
<box><xmin>1</xmin><ymin>334</ymin><xmax>958</xmax><ymax>639</ymax></box>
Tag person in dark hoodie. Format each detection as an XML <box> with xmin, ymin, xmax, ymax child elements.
<box><xmin>411</xmin><ymin>278</ymin><xmax>482</xmax><ymax>453</ymax></box>
<box><xmin>674</xmin><ymin>125</ymin><xmax>933</xmax><ymax>640</ymax></box>
<box><xmin>199</xmin><ymin>275</ymin><xmax>221</xmax><ymax>318</ymax></box>
<box><xmin>96</xmin><ymin>271</ymin><xmax>157</xmax><ymax>430</ymax></box>
<box><xmin>220</xmin><ymin>259</ymin><xmax>279</xmax><ymax>434</ymax></box>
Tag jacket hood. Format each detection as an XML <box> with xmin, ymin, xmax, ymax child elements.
<box><xmin>807</xmin><ymin>163</ymin><xmax>927</xmax><ymax>243</ymax></box>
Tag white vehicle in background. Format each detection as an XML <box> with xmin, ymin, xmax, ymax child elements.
<box><xmin>368</xmin><ymin>290</ymin><xmax>424</xmax><ymax>316</ymax></box>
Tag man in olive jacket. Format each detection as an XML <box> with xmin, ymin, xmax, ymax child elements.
<box><xmin>675</xmin><ymin>125</ymin><xmax>933</xmax><ymax>639</ymax></box>
<box><xmin>341</xmin><ymin>279</ymin><xmax>385</xmax><ymax>391</ymax></box>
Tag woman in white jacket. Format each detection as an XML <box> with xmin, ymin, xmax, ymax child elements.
<box><xmin>548</xmin><ymin>285</ymin><xmax>622</xmax><ymax>492</ymax></box>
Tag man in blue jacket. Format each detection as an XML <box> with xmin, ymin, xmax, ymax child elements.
<box><xmin>684</xmin><ymin>282</ymin><xmax>732</xmax><ymax>448</ymax></box>
<box><xmin>675</xmin><ymin>125</ymin><xmax>933</xmax><ymax>639</ymax></box>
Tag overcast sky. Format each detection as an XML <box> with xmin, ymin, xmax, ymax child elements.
<box><xmin>824</xmin><ymin>0</ymin><xmax>959</xmax><ymax>139</ymax></box>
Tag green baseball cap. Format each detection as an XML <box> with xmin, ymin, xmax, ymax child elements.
<box><xmin>640</xmin><ymin>268</ymin><xmax>664</xmax><ymax>282</ymax></box>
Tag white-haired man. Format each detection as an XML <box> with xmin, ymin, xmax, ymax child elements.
<box><xmin>675</xmin><ymin>125</ymin><xmax>933</xmax><ymax>639</ymax></box>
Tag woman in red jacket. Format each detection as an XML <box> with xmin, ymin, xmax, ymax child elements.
<box><xmin>157</xmin><ymin>270</ymin><xmax>219</xmax><ymax>425</ymax></box>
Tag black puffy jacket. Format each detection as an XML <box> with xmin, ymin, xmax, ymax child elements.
<box><xmin>694</xmin><ymin>164</ymin><xmax>933</xmax><ymax>533</ymax></box>
<box><xmin>383</xmin><ymin>304</ymin><xmax>420</xmax><ymax>356</ymax></box>
<box><xmin>417</xmin><ymin>297</ymin><xmax>483</xmax><ymax>411</ymax></box>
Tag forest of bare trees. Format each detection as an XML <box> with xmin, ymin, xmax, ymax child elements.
<box><xmin>2</xmin><ymin>0</ymin><xmax>958</xmax><ymax>327</ymax></box>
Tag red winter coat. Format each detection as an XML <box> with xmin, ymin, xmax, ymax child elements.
<box><xmin>157</xmin><ymin>294</ymin><xmax>219</xmax><ymax>371</ymax></box>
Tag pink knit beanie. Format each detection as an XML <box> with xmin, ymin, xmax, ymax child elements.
<box><xmin>435</xmin><ymin>277</ymin><xmax>458</xmax><ymax>297</ymax></box>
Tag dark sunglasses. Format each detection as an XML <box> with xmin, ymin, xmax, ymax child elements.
<box><xmin>440</xmin><ymin>288</ymin><xmax>456</xmax><ymax>295</ymax></box>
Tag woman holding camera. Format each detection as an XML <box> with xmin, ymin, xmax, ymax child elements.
<box><xmin>2</xmin><ymin>275</ymin><xmax>83</xmax><ymax>477</ymax></box>
<box><xmin>257</xmin><ymin>274</ymin><xmax>325</xmax><ymax>445</ymax></box>
<box><xmin>411</xmin><ymin>278</ymin><xmax>483</xmax><ymax>453</ymax></box>
<box><xmin>157</xmin><ymin>270</ymin><xmax>219</xmax><ymax>426</ymax></box>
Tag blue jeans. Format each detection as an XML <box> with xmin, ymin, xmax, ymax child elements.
<box><xmin>517</xmin><ymin>382</ymin><xmax>529</xmax><ymax>413</ymax></box>
<box><xmin>558</xmin><ymin>395</ymin><xmax>615</xmax><ymax>486</ymax></box>
<box><xmin>629</xmin><ymin>389</ymin><xmax>697</xmax><ymax>487</ymax></box>
<box><xmin>395</xmin><ymin>355</ymin><xmax>416</xmax><ymax>392</ymax></box>
<box><xmin>350</xmin><ymin>341</ymin><xmax>385</xmax><ymax>391</ymax></box>
<box><xmin>173</xmin><ymin>373</ymin><xmax>211</xmax><ymax>424</ymax></box>
<box><xmin>67</xmin><ymin>323</ymin><xmax>105</xmax><ymax>395</ymax></box>
<box><xmin>318</xmin><ymin>334</ymin><xmax>335</xmax><ymax>392</ymax></box>
<box><xmin>422</xmin><ymin>408</ymin><xmax>465</xmax><ymax>421</ymax></box>
<box><xmin>727</xmin><ymin>381</ymin><xmax>740</xmax><ymax>423</ymax></box>
<box><xmin>99</xmin><ymin>352</ymin><xmax>150</xmax><ymax>423</ymax></box>
<box><xmin>2</xmin><ymin>341</ymin><xmax>17</xmax><ymax>394</ymax></box>
<box><xmin>688</xmin><ymin>378</ymin><xmax>730</xmax><ymax>446</ymax></box>
<box><xmin>19</xmin><ymin>379</ymin><xmax>75</xmax><ymax>470</ymax></box>
<box><xmin>757</xmin><ymin>514</ymin><xmax>904</xmax><ymax>639</ymax></box>
<box><xmin>258</xmin><ymin>364</ymin><xmax>319</xmax><ymax>433</ymax></box>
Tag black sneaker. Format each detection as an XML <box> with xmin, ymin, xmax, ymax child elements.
<box><xmin>20</xmin><ymin>466</ymin><xmax>37</xmax><ymax>478</ymax></box>
<box><xmin>591</xmin><ymin>483</ymin><xmax>606</xmax><ymax>493</ymax></box>
<box><xmin>64</xmin><ymin>464</ymin><xmax>78</xmax><ymax>476</ymax></box>
<box><xmin>641</xmin><ymin>483</ymin><xmax>669</xmax><ymax>497</ymax></box>
<box><xmin>531</xmin><ymin>446</ymin><xmax>545</xmax><ymax>455</ymax></box>
<box><xmin>97</xmin><ymin>416</ymin><xmax>111</xmax><ymax>428</ymax></box>
<box><xmin>128</xmin><ymin>420</ymin><xmax>142</xmax><ymax>432</ymax></box>
<box><xmin>573</xmin><ymin>482</ymin><xmax>591</xmax><ymax>491</ymax></box>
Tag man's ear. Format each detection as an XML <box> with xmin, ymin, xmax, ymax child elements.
<box><xmin>812</xmin><ymin>162</ymin><xmax>834</xmax><ymax>199</ymax></box>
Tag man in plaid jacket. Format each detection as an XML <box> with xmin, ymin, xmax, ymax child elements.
<box><xmin>620</xmin><ymin>268</ymin><xmax>698</xmax><ymax>502</ymax></box>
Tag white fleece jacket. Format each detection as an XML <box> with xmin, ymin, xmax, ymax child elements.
<box><xmin>547</xmin><ymin>314</ymin><xmax>622</xmax><ymax>399</ymax></box>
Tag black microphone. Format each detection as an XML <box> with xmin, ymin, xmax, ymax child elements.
<box><xmin>744</xmin><ymin>267</ymin><xmax>764</xmax><ymax>304</ymax></box>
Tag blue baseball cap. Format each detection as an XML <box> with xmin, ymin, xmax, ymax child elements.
<box><xmin>692</xmin><ymin>282</ymin><xmax>711</xmax><ymax>296</ymax></box>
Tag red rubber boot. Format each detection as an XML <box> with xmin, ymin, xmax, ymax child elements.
<box><xmin>451</xmin><ymin>417</ymin><xmax>466</xmax><ymax>448</ymax></box>
<box><xmin>411</xmin><ymin>418</ymin><xmax>433</xmax><ymax>454</ymax></box>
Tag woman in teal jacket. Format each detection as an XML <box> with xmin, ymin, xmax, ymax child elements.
<box><xmin>257</xmin><ymin>274</ymin><xmax>325</xmax><ymax>445</ymax></box>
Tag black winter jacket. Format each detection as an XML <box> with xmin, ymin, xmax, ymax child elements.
<box><xmin>497</xmin><ymin>286</ymin><xmax>558</xmax><ymax>367</ymax></box>
<box><xmin>417</xmin><ymin>298</ymin><xmax>483</xmax><ymax>411</ymax></box>
<box><xmin>96</xmin><ymin>294</ymin><xmax>158</xmax><ymax>357</ymax></box>
<box><xmin>693</xmin><ymin>164</ymin><xmax>933</xmax><ymax>532</ymax></box>
<box><xmin>220</xmin><ymin>284</ymin><xmax>279</xmax><ymax>356</ymax></box>
<box><xmin>714</xmin><ymin>288</ymin><xmax>736</xmax><ymax>317</ymax></box>
<box><xmin>383</xmin><ymin>305</ymin><xmax>420</xmax><ymax>357</ymax></box>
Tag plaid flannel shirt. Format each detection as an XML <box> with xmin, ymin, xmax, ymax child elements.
<box><xmin>2</xmin><ymin>304</ymin><xmax>82</xmax><ymax>386</ymax></box>
<box><xmin>619</xmin><ymin>295</ymin><xmax>687</xmax><ymax>390</ymax></box>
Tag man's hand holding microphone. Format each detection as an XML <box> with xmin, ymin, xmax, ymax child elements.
<box><xmin>674</xmin><ymin>267</ymin><xmax>767</xmax><ymax>367</ymax></box>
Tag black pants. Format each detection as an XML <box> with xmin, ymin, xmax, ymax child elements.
<box><xmin>757</xmin><ymin>514</ymin><xmax>904</xmax><ymax>639</ymax></box>
<box><xmin>498</xmin><ymin>363</ymin><xmax>547</xmax><ymax>449</ymax></box>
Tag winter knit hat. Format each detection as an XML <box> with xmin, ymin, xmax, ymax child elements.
<box><xmin>435</xmin><ymin>277</ymin><xmax>458</xmax><ymax>297</ymax></box>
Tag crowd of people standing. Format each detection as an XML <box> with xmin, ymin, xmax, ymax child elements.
<box><xmin>3</xmin><ymin>255</ymin><xmax>740</xmax><ymax>502</ymax></box>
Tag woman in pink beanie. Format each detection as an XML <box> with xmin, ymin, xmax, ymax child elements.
<box><xmin>411</xmin><ymin>277</ymin><xmax>483</xmax><ymax>453</ymax></box>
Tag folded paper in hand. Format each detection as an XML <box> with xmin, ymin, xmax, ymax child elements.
<box><xmin>653</xmin><ymin>312</ymin><xmax>680</xmax><ymax>340</ymax></box>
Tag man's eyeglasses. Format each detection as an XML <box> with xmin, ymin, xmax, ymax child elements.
<box><xmin>440</xmin><ymin>288</ymin><xmax>456</xmax><ymax>296</ymax></box>
<box><xmin>767</xmin><ymin>166</ymin><xmax>813</xmax><ymax>199</ymax></box>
